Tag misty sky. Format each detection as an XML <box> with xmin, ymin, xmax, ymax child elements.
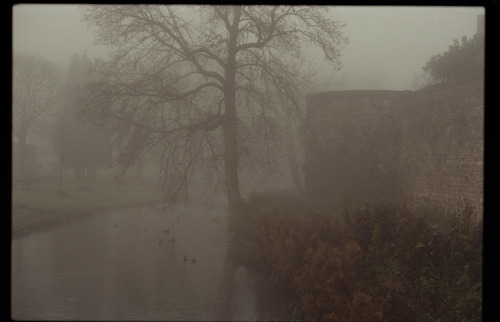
<box><xmin>12</xmin><ymin>4</ymin><xmax>484</xmax><ymax>91</ymax></box>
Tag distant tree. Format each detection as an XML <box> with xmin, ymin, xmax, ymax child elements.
<box><xmin>53</xmin><ymin>52</ymin><xmax>111</xmax><ymax>190</ymax></box>
<box><xmin>13</xmin><ymin>53</ymin><xmax>62</xmax><ymax>178</ymax></box>
<box><xmin>53</xmin><ymin>114</ymin><xmax>69</xmax><ymax>191</ymax></box>
<box><xmin>421</xmin><ymin>33</ymin><xmax>484</xmax><ymax>83</ymax></box>
<box><xmin>78</xmin><ymin>5</ymin><xmax>347</xmax><ymax>210</ymax></box>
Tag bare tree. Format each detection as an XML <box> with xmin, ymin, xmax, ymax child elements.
<box><xmin>13</xmin><ymin>53</ymin><xmax>62</xmax><ymax>178</ymax></box>
<box><xmin>53</xmin><ymin>53</ymin><xmax>112</xmax><ymax>191</ymax></box>
<box><xmin>78</xmin><ymin>5</ymin><xmax>347</xmax><ymax>210</ymax></box>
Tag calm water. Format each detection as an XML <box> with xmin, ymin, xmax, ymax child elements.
<box><xmin>11</xmin><ymin>205</ymin><xmax>293</xmax><ymax>321</ymax></box>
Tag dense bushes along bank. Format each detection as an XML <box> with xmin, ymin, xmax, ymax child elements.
<box><xmin>228</xmin><ymin>192</ymin><xmax>482</xmax><ymax>321</ymax></box>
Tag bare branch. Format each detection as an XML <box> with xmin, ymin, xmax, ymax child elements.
<box><xmin>80</xmin><ymin>5</ymin><xmax>347</xmax><ymax>207</ymax></box>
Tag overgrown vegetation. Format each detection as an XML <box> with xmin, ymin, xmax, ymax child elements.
<box><xmin>228</xmin><ymin>192</ymin><xmax>482</xmax><ymax>321</ymax></box>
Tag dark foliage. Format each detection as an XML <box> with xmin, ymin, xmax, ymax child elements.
<box><xmin>422</xmin><ymin>33</ymin><xmax>484</xmax><ymax>82</ymax></box>
<box><xmin>229</xmin><ymin>193</ymin><xmax>483</xmax><ymax>321</ymax></box>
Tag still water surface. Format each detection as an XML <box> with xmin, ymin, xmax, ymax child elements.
<box><xmin>11</xmin><ymin>205</ymin><xmax>293</xmax><ymax>320</ymax></box>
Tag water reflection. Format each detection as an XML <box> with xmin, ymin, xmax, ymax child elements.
<box><xmin>11</xmin><ymin>205</ymin><xmax>293</xmax><ymax>321</ymax></box>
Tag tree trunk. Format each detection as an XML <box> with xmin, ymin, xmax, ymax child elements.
<box><xmin>222</xmin><ymin>108</ymin><xmax>242</xmax><ymax>211</ymax></box>
<box><xmin>59</xmin><ymin>140</ymin><xmax>65</xmax><ymax>192</ymax></box>
<box><xmin>59</xmin><ymin>157</ymin><xmax>64</xmax><ymax>192</ymax></box>
<box><xmin>223</xmin><ymin>13</ymin><xmax>243</xmax><ymax>212</ymax></box>
<box><xmin>222</xmin><ymin>74</ymin><xmax>243</xmax><ymax>211</ymax></box>
<box><xmin>17</xmin><ymin>132</ymin><xmax>28</xmax><ymax>179</ymax></box>
<box><xmin>284</xmin><ymin>112</ymin><xmax>303</xmax><ymax>193</ymax></box>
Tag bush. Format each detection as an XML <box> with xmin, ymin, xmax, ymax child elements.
<box><xmin>228</xmin><ymin>193</ymin><xmax>482</xmax><ymax>321</ymax></box>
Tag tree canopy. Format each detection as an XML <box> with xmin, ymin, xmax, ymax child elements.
<box><xmin>78</xmin><ymin>5</ymin><xmax>347</xmax><ymax>210</ymax></box>
<box><xmin>13</xmin><ymin>53</ymin><xmax>62</xmax><ymax>178</ymax></box>
<box><xmin>422</xmin><ymin>33</ymin><xmax>484</xmax><ymax>82</ymax></box>
<box><xmin>13</xmin><ymin>53</ymin><xmax>62</xmax><ymax>144</ymax></box>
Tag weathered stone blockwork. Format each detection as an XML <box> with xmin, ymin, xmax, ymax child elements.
<box><xmin>396</xmin><ymin>73</ymin><xmax>484</xmax><ymax>215</ymax></box>
<box><xmin>304</xmin><ymin>91</ymin><xmax>407</xmax><ymax>207</ymax></box>
<box><xmin>304</xmin><ymin>73</ymin><xmax>483</xmax><ymax>215</ymax></box>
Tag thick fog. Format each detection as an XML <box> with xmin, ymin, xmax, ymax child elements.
<box><xmin>12</xmin><ymin>5</ymin><xmax>484</xmax><ymax>321</ymax></box>
<box><xmin>331</xmin><ymin>6</ymin><xmax>484</xmax><ymax>90</ymax></box>
<box><xmin>13</xmin><ymin>5</ymin><xmax>484</xmax><ymax>91</ymax></box>
<box><xmin>12</xmin><ymin>5</ymin><xmax>484</xmax><ymax>191</ymax></box>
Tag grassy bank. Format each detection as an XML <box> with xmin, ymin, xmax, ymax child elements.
<box><xmin>228</xmin><ymin>192</ymin><xmax>483</xmax><ymax>321</ymax></box>
<box><xmin>12</xmin><ymin>174</ymin><xmax>162</xmax><ymax>237</ymax></box>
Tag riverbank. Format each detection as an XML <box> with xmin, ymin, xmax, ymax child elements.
<box><xmin>11</xmin><ymin>176</ymin><xmax>162</xmax><ymax>238</ymax></box>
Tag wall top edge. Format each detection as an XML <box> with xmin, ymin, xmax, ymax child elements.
<box><xmin>306</xmin><ymin>71</ymin><xmax>484</xmax><ymax>108</ymax></box>
<box><xmin>399</xmin><ymin>71</ymin><xmax>484</xmax><ymax>100</ymax></box>
<box><xmin>306</xmin><ymin>90</ymin><xmax>411</xmax><ymax>107</ymax></box>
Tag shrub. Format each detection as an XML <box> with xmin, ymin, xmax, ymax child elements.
<box><xmin>227</xmin><ymin>193</ymin><xmax>482</xmax><ymax>321</ymax></box>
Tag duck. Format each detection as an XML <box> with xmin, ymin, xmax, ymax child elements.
<box><xmin>191</xmin><ymin>257</ymin><xmax>197</xmax><ymax>263</ymax></box>
<box><xmin>183</xmin><ymin>255</ymin><xmax>188</xmax><ymax>262</ymax></box>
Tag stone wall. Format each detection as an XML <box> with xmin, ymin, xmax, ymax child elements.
<box><xmin>396</xmin><ymin>73</ymin><xmax>484</xmax><ymax>215</ymax></box>
<box><xmin>304</xmin><ymin>91</ymin><xmax>408</xmax><ymax>207</ymax></box>
<box><xmin>304</xmin><ymin>72</ymin><xmax>484</xmax><ymax>215</ymax></box>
